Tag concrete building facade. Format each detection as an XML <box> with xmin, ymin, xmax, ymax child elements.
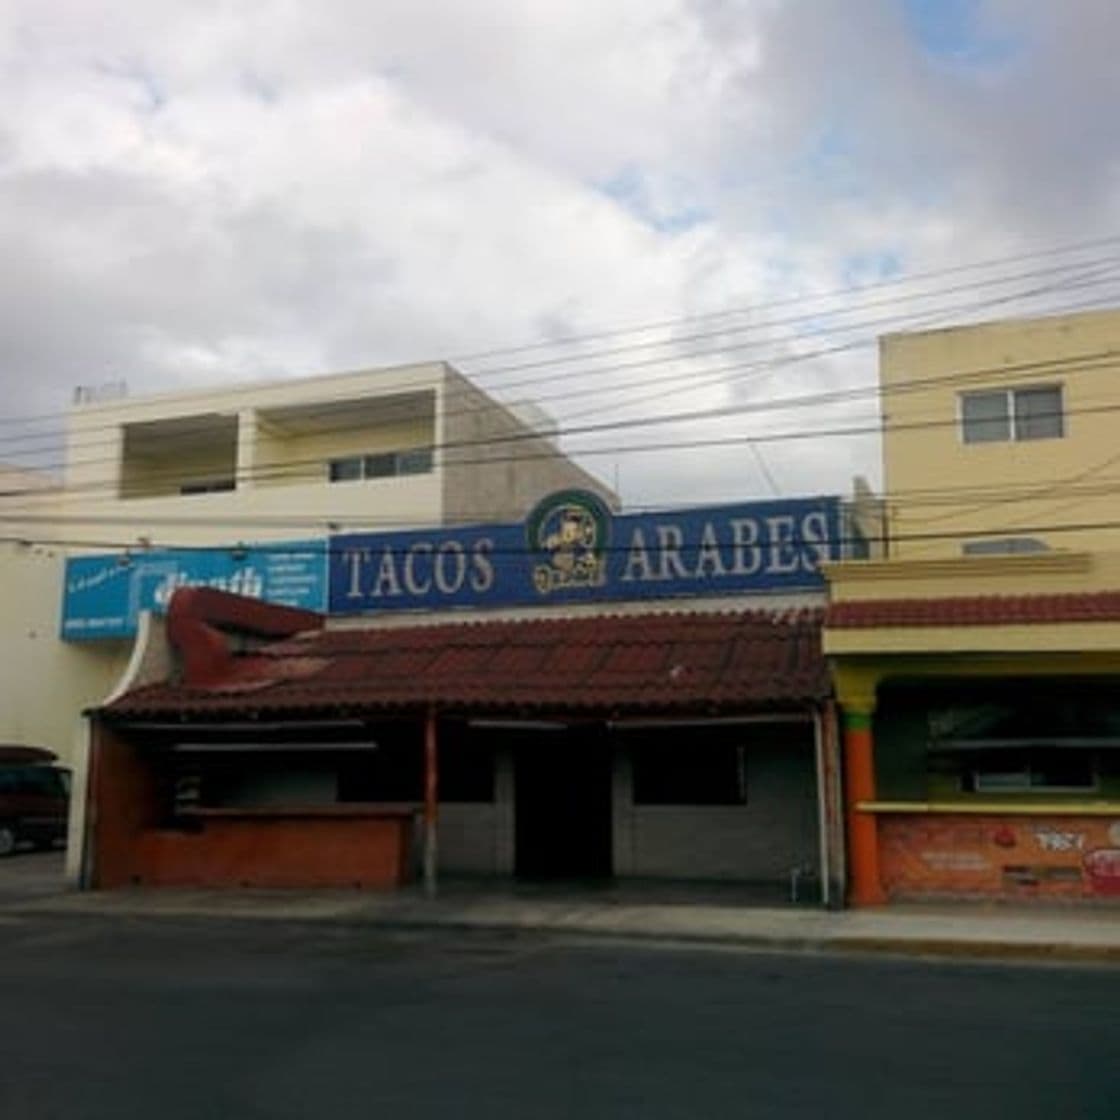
<box><xmin>826</xmin><ymin>307</ymin><xmax>1120</xmax><ymax>905</ymax></box>
<box><xmin>881</xmin><ymin>306</ymin><xmax>1120</xmax><ymax>559</ymax></box>
<box><xmin>0</xmin><ymin>362</ymin><xmax>614</xmax><ymax>771</ymax></box>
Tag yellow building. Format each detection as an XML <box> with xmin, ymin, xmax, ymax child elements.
<box><xmin>826</xmin><ymin>308</ymin><xmax>1120</xmax><ymax>906</ymax></box>
<box><xmin>881</xmin><ymin>306</ymin><xmax>1120</xmax><ymax>559</ymax></box>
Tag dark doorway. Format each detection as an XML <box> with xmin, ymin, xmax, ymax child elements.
<box><xmin>514</xmin><ymin>730</ymin><xmax>612</xmax><ymax>881</ymax></box>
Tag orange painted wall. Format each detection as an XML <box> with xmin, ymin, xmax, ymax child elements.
<box><xmin>90</xmin><ymin>727</ymin><xmax>162</xmax><ymax>888</ymax></box>
<box><xmin>131</xmin><ymin>815</ymin><xmax>414</xmax><ymax>889</ymax></box>
<box><xmin>879</xmin><ymin>814</ymin><xmax>1120</xmax><ymax>900</ymax></box>
<box><xmin>90</xmin><ymin>726</ymin><xmax>416</xmax><ymax>889</ymax></box>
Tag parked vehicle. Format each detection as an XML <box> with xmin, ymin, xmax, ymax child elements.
<box><xmin>0</xmin><ymin>746</ymin><xmax>70</xmax><ymax>856</ymax></box>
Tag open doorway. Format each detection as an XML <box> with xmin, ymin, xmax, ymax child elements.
<box><xmin>514</xmin><ymin>730</ymin><xmax>612</xmax><ymax>881</ymax></box>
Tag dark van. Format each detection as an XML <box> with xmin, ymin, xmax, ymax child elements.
<box><xmin>0</xmin><ymin>746</ymin><xmax>70</xmax><ymax>857</ymax></box>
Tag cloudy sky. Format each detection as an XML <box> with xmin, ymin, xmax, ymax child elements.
<box><xmin>3</xmin><ymin>0</ymin><xmax>1120</xmax><ymax>512</ymax></box>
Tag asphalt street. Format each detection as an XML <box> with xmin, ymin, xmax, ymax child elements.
<box><xmin>2</xmin><ymin>901</ymin><xmax>1119</xmax><ymax>1120</ymax></box>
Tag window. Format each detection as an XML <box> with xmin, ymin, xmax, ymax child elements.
<box><xmin>966</xmin><ymin>750</ymin><xmax>1097</xmax><ymax>793</ymax></box>
<box><xmin>396</xmin><ymin>448</ymin><xmax>434</xmax><ymax>476</ymax></box>
<box><xmin>960</xmin><ymin>385</ymin><xmax>1063</xmax><ymax>444</ymax></box>
<box><xmin>438</xmin><ymin>741</ymin><xmax>495</xmax><ymax>803</ymax></box>
<box><xmin>362</xmin><ymin>452</ymin><xmax>397</xmax><ymax>479</ymax></box>
<box><xmin>328</xmin><ymin>457</ymin><xmax>363</xmax><ymax>483</ymax></box>
<box><xmin>632</xmin><ymin>741</ymin><xmax>746</xmax><ymax>805</ymax></box>
<box><xmin>335</xmin><ymin>738</ymin><xmax>493</xmax><ymax>803</ymax></box>
<box><xmin>337</xmin><ymin>741</ymin><xmax>422</xmax><ymax>802</ymax></box>
<box><xmin>328</xmin><ymin>448</ymin><xmax>433</xmax><ymax>483</ymax></box>
<box><xmin>179</xmin><ymin>477</ymin><xmax>236</xmax><ymax>495</ymax></box>
<box><xmin>961</xmin><ymin>537</ymin><xmax>1049</xmax><ymax>557</ymax></box>
<box><xmin>0</xmin><ymin>765</ymin><xmax>67</xmax><ymax>796</ymax></box>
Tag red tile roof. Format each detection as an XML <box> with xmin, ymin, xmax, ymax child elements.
<box><xmin>827</xmin><ymin>591</ymin><xmax>1120</xmax><ymax>630</ymax></box>
<box><xmin>102</xmin><ymin>609</ymin><xmax>828</xmax><ymax>720</ymax></box>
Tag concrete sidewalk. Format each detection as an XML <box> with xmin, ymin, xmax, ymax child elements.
<box><xmin>8</xmin><ymin>882</ymin><xmax>1120</xmax><ymax>963</ymax></box>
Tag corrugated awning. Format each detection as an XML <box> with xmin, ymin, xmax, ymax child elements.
<box><xmin>100</xmin><ymin>608</ymin><xmax>829</xmax><ymax>721</ymax></box>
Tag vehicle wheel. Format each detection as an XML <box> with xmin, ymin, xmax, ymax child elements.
<box><xmin>0</xmin><ymin>825</ymin><xmax>16</xmax><ymax>857</ymax></box>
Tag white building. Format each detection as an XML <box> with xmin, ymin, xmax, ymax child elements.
<box><xmin>0</xmin><ymin>361</ymin><xmax>615</xmax><ymax>767</ymax></box>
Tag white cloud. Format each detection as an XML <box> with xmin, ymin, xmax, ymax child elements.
<box><xmin>0</xmin><ymin>0</ymin><xmax>1118</xmax><ymax>508</ymax></box>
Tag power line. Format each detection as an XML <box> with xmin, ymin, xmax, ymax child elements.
<box><xmin>1</xmin><ymin>241</ymin><xmax>1118</xmax><ymax>453</ymax></box>
<box><xmin>7</xmin><ymin>283</ymin><xmax>1120</xmax><ymax>493</ymax></box>
<box><xmin>560</xmin><ymin>261</ymin><xmax>1120</xmax><ymax>426</ymax></box>
<box><xmin>11</xmin><ymin>512</ymin><xmax>1120</xmax><ymax>558</ymax></box>
<box><xmin>457</xmin><ymin>253</ymin><xmax>1120</xmax><ymax>378</ymax></box>
<box><xmin>6</xmin><ymin>395</ymin><xmax>1120</xmax><ymax>535</ymax></box>
<box><xmin>2</xmin><ymin>347</ymin><xmax>1117</xmax><ymax>511</ymax></box>
<box><xmin>2</xmin><ymin>261</ymin><xmax>1115</xmax><ymax>515</ymax></box>
<box><xmin>446</xmin><ymin>233</ymin><xmax>1120</xmax><ymax>363</ymax></box>
<box><xmin>5</xmin><ymin>345</ymin><xmax>1119</xmax><ymax>508</ymax></box>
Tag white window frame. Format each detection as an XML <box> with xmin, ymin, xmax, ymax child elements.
<box><xmin>958</xmin><ymin>384</ymin><xmax>1064</xmax><ymax>445</ymax></box>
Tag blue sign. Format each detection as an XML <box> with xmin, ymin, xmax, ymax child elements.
<box><xmin>61</xmin><ymin>541</ymin><xmax>327</xmax><ymax>641</ymax></box>
<box><xmin>329</xmin><ymin>492</ymin><xmax>840</xmax><ymax>616</ymax></box>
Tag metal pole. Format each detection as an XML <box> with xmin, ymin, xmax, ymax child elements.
<box><xmin>423</xmin><ymin>706</ymin><xmax>438</xmax><ymax>897</ymax></box>
<box><xmin>812</xmin><ymin>706</ymin><xmax>830</xmax><ymax>908</ymax></box>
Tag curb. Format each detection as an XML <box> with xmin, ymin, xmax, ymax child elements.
<box><xmin>366</xmin><ymin>917</ymin><xmax>1120</xmax><ymax>965</ymax></box>
<box><xmin>825</xmin><ymin>935</ymin><xmax>1120</xmax><ymax>964</ymax></box>
<box><xmin>7</xmin><ymin>896</ymin><xmax>1120</xmax><ymax>965</ymax></box>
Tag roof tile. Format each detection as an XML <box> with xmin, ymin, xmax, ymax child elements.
<box><xmin>827</xmin><ymin>591</ymin><xmax>1120</xmax><ymax>630</ymax></box>
<box><xmin>103</xmin><ymin>608</ymin><xmax>828</xmax><ymax>719</ymax></box>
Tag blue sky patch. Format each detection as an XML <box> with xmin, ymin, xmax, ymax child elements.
<box><xmin>841</xmin><ymin>251</ymin><xmax>904</xmax><ymax>287</ymax></box>
<box><xmin>598</xmin><ymin>166</ymin><xmax>711</xmax><ymax>235</ymax></box>
<box><xmin>901</xmin><ymin>0</ymin><xmax>1022</xmax><ymax>68</ymax></box>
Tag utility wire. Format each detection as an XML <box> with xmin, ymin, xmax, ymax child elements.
<box><xmin>4</xmin><ymin>258</ymin><xmax>1116</xmax><ymax>496</ymax></box>
<box><xmin>7</xmin><ymin>270</ymin><xmax>1120</xmax><ymax>488</ymax></box>
<box><xmin>6</xmin><ymin>398</ymin><xmax>1120</xmax><ymax>535</ymax></box>
<box><xmin>446</xmin><ymin>232</ymin><xmax>1120</xmax><ymax>362</ymax></box>
<box><xmin>4</xmin><ymin>348</ymin><xmax>1118</xmax><ymax>511</ymax></box>
<box><xmin>1</xmin><ymin>241</ymin><xmax>1118</xmax><ymax>448</ymax></box>
<box><xmin>460</xmin><ymin>252</ymin><xmax>1120</xmax><ymax>377</ymax></box>
<box><xmin>11</xmin><ymin>512</ymin><xmax>1120</xmax><ymax>558</ymax></box>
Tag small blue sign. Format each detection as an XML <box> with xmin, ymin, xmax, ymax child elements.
<box><xmin>329</xmin><ymin>492</ymin><xmax>841</xmax><ymax>616</ymax></box>
<box><xmin>61</xmin><ymin>541</ymin><xmax>327</xmax><ymax>641</ymax></box>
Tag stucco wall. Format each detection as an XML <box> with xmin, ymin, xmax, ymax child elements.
<box><xmin>61</xmin><ymin>361</ymin><xmax>451</xmax><ymax>546</ymax></box>
<box><xmin>437</xmin><ymin>805</ymin><xmax>503</xmax><ymax>874</ymax></box>
<box><xmin>441</xmin><ymin>370</ymin><xmax>617</xmax><ymax>524</ymax></box>
<box><xmin>0</xmin><ymin>543</ymin><xmax>130</xmax><ymax>765</ymax></box>
<box><xmin>251</xmin><ymin>414</ymin><xmax>434</xmax><ymax>488</ymax></box>
<box><xmin>880</xmin><ymin>307</ymin><xmax>1120</xmax><ymax>559</ymax></box>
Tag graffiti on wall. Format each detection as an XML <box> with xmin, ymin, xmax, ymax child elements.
<box><xmin>879</xmin><ymin>815</ymin><xmax>1120</xmax><ymax>899</ymax></box>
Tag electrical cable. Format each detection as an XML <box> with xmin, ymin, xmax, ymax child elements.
<box><xmin>1</xmin><ymin>242</ymin><xmax>1119</xmax><ymax>455</ymax></box>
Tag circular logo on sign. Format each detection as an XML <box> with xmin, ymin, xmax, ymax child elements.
<box><xmin>526</xmin><ymin>490</ymin><xmax>611</xmax><ymax>595</ymax></box>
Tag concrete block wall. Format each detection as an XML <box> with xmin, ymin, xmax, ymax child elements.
<box><xmin>436</xmin><ymin>750</ymin><xmax>515</xmax><ymax>875</ymax></box>
<box><xmin>614</xmin><ymin>739</ymin><xmax>819</xmax><ymax>883</ymax></box>
<box><xmin>435</xmin><ymin>738</ymin><xmax>820</xmax><ymax>884</ymax></box>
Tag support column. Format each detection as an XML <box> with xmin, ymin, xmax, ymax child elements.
<box><xmin>843</xmin><ymin>706</ymin><xmax>886</xmax><ymax>906</ymax></box>
<box><xmin>814</xmin><ymin>702</ymin><xmax>846</xmax><ymax>908</ymax></box>
<box><xmin>423</xmin><ymin>707</ymin><xmax>439</xmax><ymax>897</ymax></box>
<box><xmin>236</xmin><ymin>408</ymin><xmax>256</xmax><ymax>492</ymax></box>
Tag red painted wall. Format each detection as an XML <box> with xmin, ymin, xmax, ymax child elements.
<box><xmin>879</xmin><ymin>813</ymin><xmax>1120</xmax><ymax>901</ymax></box>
